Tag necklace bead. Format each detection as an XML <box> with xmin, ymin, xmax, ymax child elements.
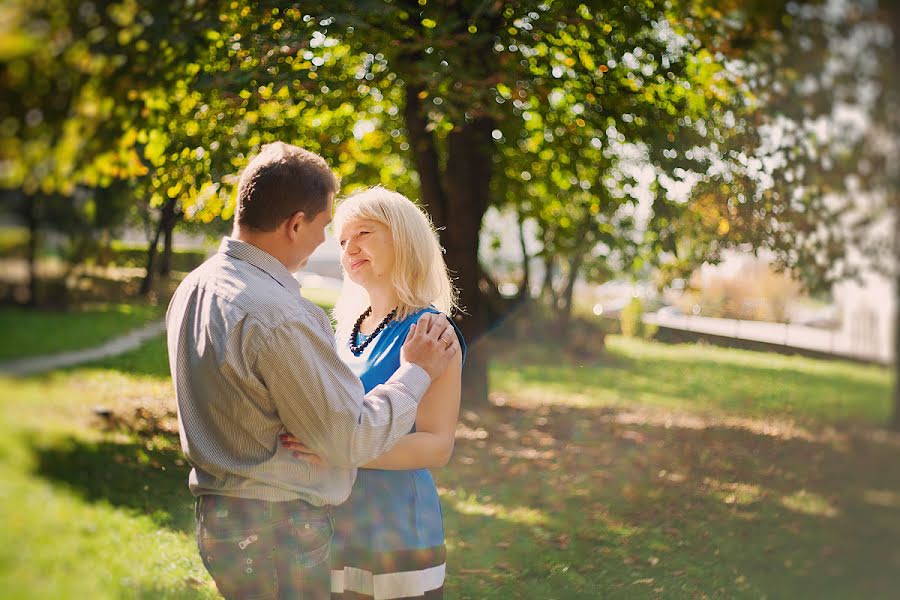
<box><xmin>349</xmin><ymin>306</ymin><xmax>398</xmax><ymax>356</ymax></box>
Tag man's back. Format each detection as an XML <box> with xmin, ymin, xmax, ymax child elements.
<box><xmin>166</xmin><ymin>237</ymin><xmax>357</xmax><ymax>504</ymax></box>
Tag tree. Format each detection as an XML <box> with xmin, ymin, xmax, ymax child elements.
<box><xmin>689</xmin><ymin>0</ymin><xmax>899</xmax><ymax>428</ymax></box>
<box><xmin>3</xmin><ymin>1</ymin><xmax>802</xmax><ymax>405</ymax></box>
<box><xmin>107</xmin><ymin>0</ymin><xmax>786</xmax><ymax>404</ymax></box>
<box><xmin>0</xmin><ymin>0</ymin><xmax>153</xmax><ymax>303</ymax></box>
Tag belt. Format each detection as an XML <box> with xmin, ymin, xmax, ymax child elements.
<box><xmin>197</xmin><ymin>494</ymin><xmax>331</xmax><ymax>520</ymax></box>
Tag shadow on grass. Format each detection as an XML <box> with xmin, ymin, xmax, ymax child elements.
<box><xmin>440</xmin><ymin>401</ymin><xmax>900</xmax><ymax>599</ymax></box>
<box><xmin>30</xmin><ymin>432</ymin><xmax>196</xmax><ymax>533</ymax></box>
<box><xmin>25</xmin><ymin>384</ymin><xmax>900</xmax><ymax>597</ymax></box>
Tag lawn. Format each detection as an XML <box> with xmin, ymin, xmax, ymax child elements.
<box><xmin>0</xmin><ymin>288</ymin><xmax>336</xmax><ymax>364</ymax></box>
<box><xmin>1</xmin><ymin>332</ymin><xmax>897</xmax><ymax>599</ymax></box>
<box><xmin>0</xmin><ymin>303</ymin><xmax>165</xmax><ymax>362</ymax></box>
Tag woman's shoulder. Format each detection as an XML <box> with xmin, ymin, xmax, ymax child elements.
<box><xmin>397</xmin><ymin>305</ymin><xmax>440</xmax><ymax>322</ymax></box>
<box><xmin>401</xmin><ymin>305</ymin><xmax>467</xmax><ymax>362</ymax></box>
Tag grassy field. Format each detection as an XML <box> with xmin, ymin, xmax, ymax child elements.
<box><xmin>0</xmin><ymin>286</ymin><xmax>338</xmax><ymax>364</ymax></box>
<box><xmin>0</xmin><ymin>332</ymin><xmax>897</xmax><ymax>599</ymax></box>
<box><xmin>0</xmin><ymin>303</ymin><xmax>165</xmax><ymax>362</ymax></box>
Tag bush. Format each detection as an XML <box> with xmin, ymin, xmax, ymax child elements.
<box><xmin>492</xmin><ymin>301</ymin><xmax>607</xmax><ymax>359</ymax></box>
<box><xmin>620</xmin><ymin>297</ymin><xmax>658</xmax><ymax>340</ymax></box>
<box><xmin>0</xmin><ymin>227</ymin><xmax>29</xmax><ymax>259</ymax></box>
<box><xmin>0</xmin><ymin>231</ymin><xmax>209</xmax><ymax>273</ymax></box>
<box><xmin>104</xmin><ymin>241</ymin><xmax>208</xmax><ymax>272</ymax></box>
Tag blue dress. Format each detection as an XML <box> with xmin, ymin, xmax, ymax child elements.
<box><xmin>331</xmin><ymin>307</ymin><xmax>466</xmax><ymax>600</ymax></box>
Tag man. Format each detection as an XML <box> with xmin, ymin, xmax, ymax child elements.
<box><xmin>166</xmin><ymin>142</ymin><xmax>459</xmax><ymax>599</ymax></box>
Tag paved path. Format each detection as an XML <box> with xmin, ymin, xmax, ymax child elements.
<box><xmin>0</xmin><ymin>320</ymin><xmax>167</xmax><ymax>377</ymax></box>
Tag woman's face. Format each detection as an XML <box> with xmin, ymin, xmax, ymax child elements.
<box><xmin>338</xmin><ymin>217</ymin><xmax>395</xmax><ymax>289</ymax></box>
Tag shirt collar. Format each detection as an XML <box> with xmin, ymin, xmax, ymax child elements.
<box><xmin>218</xmin><ymin>237</ymin><xmax>301</xmax><ymax>295</ymax></box>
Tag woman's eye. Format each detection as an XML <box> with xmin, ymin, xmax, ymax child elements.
<box><xmin>359</xmin><ymin>231</ymin><xmax>370</xmax><ymax>236</ymax></box>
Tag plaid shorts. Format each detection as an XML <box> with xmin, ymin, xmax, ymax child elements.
<box><xmin>196</xmin><ymin>494</ymin><xmax>334</xmax><ymax>600</ymax></box>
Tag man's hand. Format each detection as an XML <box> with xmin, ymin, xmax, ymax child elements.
<box><xmin>279</xmin><ymin>433</ymin><xmax>326</xmax><ymax>466</ymax></box>
<box><xmin>400</xmin><ymin>313</ymin><xmax>459</xmax><ymax>381</ymax></box>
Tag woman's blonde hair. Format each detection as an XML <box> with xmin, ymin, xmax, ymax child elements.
<box><xmin>331</xmin><ymin>186</ymin><xmax>458</xmax><ymax>332</ymax></box>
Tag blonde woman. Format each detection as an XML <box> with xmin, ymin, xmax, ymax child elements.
<box><xmin>282</xmin><ymin>186</ymin><xmax>465</xmax><ymax>599</ymax></box>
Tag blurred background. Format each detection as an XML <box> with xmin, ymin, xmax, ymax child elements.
<box><xmin>0</xmin><ymin>1</ymin><xmax>897</xmax><ymax>598</ymax></box>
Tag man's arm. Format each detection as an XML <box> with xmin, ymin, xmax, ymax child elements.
<box><xmin>254</xmin><ymin>311</ymin><xmax>457</xmax><ymax>469</ymax></box>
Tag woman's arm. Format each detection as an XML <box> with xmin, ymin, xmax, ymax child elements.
<box><xmin>361</xmin><ymin>347</ymin><xmax>462</xmax><ymax>470</ymax></box>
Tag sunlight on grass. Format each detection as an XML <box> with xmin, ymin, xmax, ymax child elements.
<box><xmin>704</xmin><ymin>478</ymin><xmax>765</xmax><ymax>506</ymax></box>
<box><xmin>781</xmin><ymin>490</ymin><xmax>840</xmax><ymax>518</ymax></box>
<box><xmin>0</xmin><ymin>303</ymin><xmax>164</xmax><ymax>361</ymax></box>
<box><xmin>862</xmin><ymin>489</ymin><xmax>900</xmax><ymax>509</ymax></box>
<box><xmin>440</xmin><ymin>487</ymin><xmax>548</xmax><ymax>526</ymax></box>
<box><xmin>0</xmin><ymin>462</ymin><xmax>216</xmax><ymax>600</ymax></box>
<box><xmin>490</xmin><ymin>335</ymin><xmax>893</xmax><ymax>426</ymax></box>
<box><xmin>0</xmin><ymin>369</ymin><xmax>172</xmax><ymax>434</ymax></box>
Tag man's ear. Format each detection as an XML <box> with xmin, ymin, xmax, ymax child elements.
<box><xmin>285</xmin><ymin>211</ymin><xmax>306</xmax><ymax>240</ymax></box>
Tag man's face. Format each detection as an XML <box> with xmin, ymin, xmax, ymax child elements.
<box><xmin>291</xmin><ymin>195</ymin><xmax>333</xmax><ymax>271</ymax></box>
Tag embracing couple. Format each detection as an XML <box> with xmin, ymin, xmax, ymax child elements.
<box><xmin>166</xmin><ymin>142</ymin><xmax>465</xmax><ymax>599</ymax></box>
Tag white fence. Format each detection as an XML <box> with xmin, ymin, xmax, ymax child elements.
<box><xmin>644</xmin><ymin>312</ymin><xmax>892</xmax><ymax>365</ymax></box>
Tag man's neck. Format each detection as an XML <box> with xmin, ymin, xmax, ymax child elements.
<box><xmin>232</xmin><ymin>227</ymin><xmax>292</xmax><ymax>271</ymax></box>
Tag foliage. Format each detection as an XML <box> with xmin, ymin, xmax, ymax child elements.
<box><xmin>0</xmin><ymin>227</ymin><xmax>28</xmax><ymax>258</ymax></box>
<box><xmin>678</xmin><ymin>1</ymin><xmax>898</xmax><ymax>291</ymax></box>
<box><xmin>619</xmin><ymin>297</ymin><xmax>658</xmax><ymax>340</ymax></box>
<box><xmin>0</xmin><ymin>0</ymin><xmax>148</xmax><ymax>194</ymax></box>
<box><xmin>104</xmin><ymin>242</ymin><xmax>208</xmax><ymax>272</ymax></box>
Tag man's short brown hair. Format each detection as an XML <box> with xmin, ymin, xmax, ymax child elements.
<box><xmin>235</xmin><ymin>142</ymin><xmax>339</xmax><ymax>231</ymax></box>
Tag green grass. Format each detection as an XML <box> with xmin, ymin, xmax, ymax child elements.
<box><xmin>0</xmin><ymin>332</ymin><xmax>897</xmax><ymax>599</ymax></box>
<box><xmin>0</xmin><ymin>303</ymin><xmax>165</xmax><ymax>361</ymax></box>
<box><xmin>300</xmin><ymin>286</ymin><xmax>341</xmax><ymax>312</ymax></box>
<box><xmin>491</xmin><ymin>335</ymin><xmax>893</xmax><ymax>426</ymax></box>
<box><xmin>0</xmin><ymin>369</ymin><xmax>215</xmax><ymax>599</ymax></box>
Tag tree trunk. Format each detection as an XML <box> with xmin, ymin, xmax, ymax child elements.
<box><xmin>885</xmin><ymin>0</ymin><xmax>900</xmax><ymax>431</ymax></box>
<box><xmin>404</xmin><ymin>85</ymin><xmax>448</xmax><ymax>232</ymax></box>
<box><xmin>405</xmin><ymin>87</ymin><xmax>496</xmax><ymax>405</ymax></box>
<box><xmin>25</xmin><ymin>194</ymin><xmax>39</xmax><ymax>307</ymax></box>
<box><xmin>541</xmin><ymin>253</ymin><xmax>558</xmax><ymax>308</ymax></box>
<box><xmin>159</xmin><ymin>207</ymin><xmax>176</xmax><ymax>278</ymax></box>
<box><xmin>516</xmin><ymin>206</ymin><xmax>531</xmax><ymax>300</ymax></box>
<box><xmin>893</xmin><ymin>267</ymin><xmax>899</xmax><ymax>431</ymax></box>
<box><xmin>444</xmin><ymin>118</ymin><xmax>494</xmax><ymax>406</ymax></box>
<box><xmin>140</xmin><ymin>215</ymin><xmax>164</xmax><ymax>295</ymax></box>
<box><xmin>557</xmin><ymin>251</ymin><xmax>585</xmax><ymax>334</ymax></box>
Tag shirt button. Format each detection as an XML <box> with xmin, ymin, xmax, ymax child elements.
<box><xmin>305</xmin><ymin>523</ymin><xmax>310</xmax><ymax>529</ymax></box>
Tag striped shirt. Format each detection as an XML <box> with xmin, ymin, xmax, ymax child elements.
<box><xmin>165</xmin><ymin>237</ymin><xmax>431</xmax><ymax>506</ymax></box>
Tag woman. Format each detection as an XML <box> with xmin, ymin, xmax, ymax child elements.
<box><xmin>283</xmin><ymin>186</ymin><xmax>465</xmax><ymax>600</ymax></box>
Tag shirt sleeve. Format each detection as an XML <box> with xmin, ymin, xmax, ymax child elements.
<box><xmin>253</xmin><ymin>312</ymin><xmax>431</xmax><ymax>469</ymax></box>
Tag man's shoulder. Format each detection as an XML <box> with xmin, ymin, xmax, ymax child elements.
<box><xmin>174</xmin><ymin>254</ymin><xmax>304</xmax><ymax>323</ymax></box>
